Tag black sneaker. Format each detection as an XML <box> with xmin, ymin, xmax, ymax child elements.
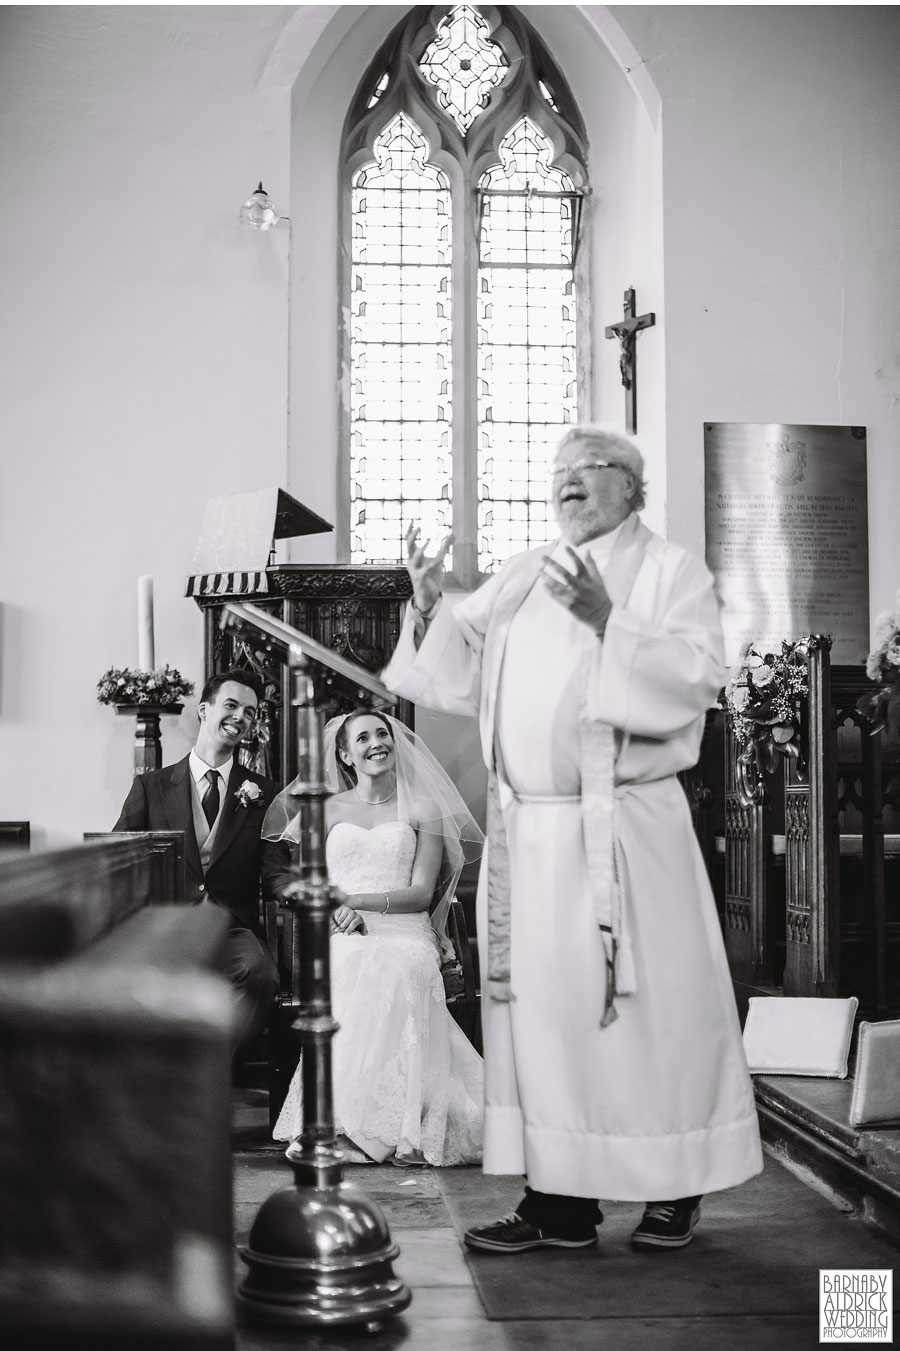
<box><xmin>464</xmin><ymin>1211</ymin><xmax>599</xmax><ymax>1253</ymax></box>
<box><xmin>631</xmin><ymin>1196</ymin><xmax>702</xmax><ymax>1250</ymax></box>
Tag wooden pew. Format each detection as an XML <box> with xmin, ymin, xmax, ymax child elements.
<box><xmin>0</xmin><ymin>836</ymin><xmax>235</xmax><ymax>1350</ymax></box>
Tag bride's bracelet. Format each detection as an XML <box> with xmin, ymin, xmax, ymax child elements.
<box><xmin>381</xmin><ymin>892</ymin><xmax>391</xmax><ymax>914</ymax></box>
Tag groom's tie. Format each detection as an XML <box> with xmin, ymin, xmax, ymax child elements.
<box><xmin>202</xmin><ymin>769</ymin><xmax>221</xmax><ymax>829</ymax></box>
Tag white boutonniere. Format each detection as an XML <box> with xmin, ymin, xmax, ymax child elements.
<box><xmin>235</xmin><ymin>780</ymin><xmax>263</xmax><ymax>808</ymax></box>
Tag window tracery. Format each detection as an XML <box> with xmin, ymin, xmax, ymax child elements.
<box><xmin>342</xmin><ymin>5</ymin><xmax>589</xmax><ymax>580</ymax></box>
<box><xmin>419</xmin><ymin>3</ymin><xmax>509</xmax><ymax>135</ymax></box>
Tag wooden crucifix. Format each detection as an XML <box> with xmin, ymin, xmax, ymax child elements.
<box><xmin>604</xmin><ymin>287</ymin><xmax>656</xmax><ymax>433</ymax></box>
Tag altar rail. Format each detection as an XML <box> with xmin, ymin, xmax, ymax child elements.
<box><xmin>704</xmin><ymin>647</ymin><xmax>900</xmax><ymax>1019</ymax></box>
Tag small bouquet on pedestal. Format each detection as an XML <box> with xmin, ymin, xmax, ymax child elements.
<box><xmin>857</xmin><ymin>591</ymin><xmax>900</xmax><ymax>738</ymax></box>
<box><xmin>723</xmin><ymin>639</ymin><xmax>810</xmax><ymax>792</ymax></box>
<box><xmin>97</xmin><ymin>666</ymin><xmax>194</xmax><ymax>710</ymax></box>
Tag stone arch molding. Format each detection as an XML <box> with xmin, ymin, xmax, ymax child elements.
<box><xmin>274</xmin><ymin>5</ymin><xmax>665</xmax><ymax>555</ymax></box>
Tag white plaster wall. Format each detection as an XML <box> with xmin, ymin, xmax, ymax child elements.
<box><xmin>0</xmin><ymin>5</ymin><xmax>296</xmax><ymax>845</ymax></box>
<box><xmin>600</xmin><ymin>4</ymin><xmax>900</xmax><ymax>609</ymax></box>
<box><xmin>2</xmin><ymin>4</ymin><xmax>899</xmax><ymax>847</ymax></box>
<box><xmin>285</xmin><ymin>4</ymin><xmax>408</xmax><ymax>559</ymax></box>
<box><xmin>528</xmin><ymin>5</ymin><xmax>666</xmax><ymax>532</ymax></box>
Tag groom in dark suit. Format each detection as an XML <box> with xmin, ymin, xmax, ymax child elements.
<box><xmin>114</xmin><ymin>668</ymin><xmax>281</xmax><ymax>1053</ymax></box>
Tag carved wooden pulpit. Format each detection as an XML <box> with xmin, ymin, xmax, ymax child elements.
<box><xmin>192</xmin><ymin>564</ymin><xmax>414</xmax><ymax>782</ymax></box>
<box><xmin>186</xmin><ymin>488</ymin><xmax>414</xmax><ymax>781</ymax></box>
<box><xmin>190</xmin><ymin>564</ymin><xmax>410</xmax><ymax>783</ymax></box>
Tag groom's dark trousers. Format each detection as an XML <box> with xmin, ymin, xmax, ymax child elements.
<box><xmin>114</xmin><ymin>756</ymin><xmax>282</xmax><ymax>1052</ymax></box>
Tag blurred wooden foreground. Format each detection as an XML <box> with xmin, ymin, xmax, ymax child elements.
<box><xmin>0</xmin><ymin>835</ymin><xmax>235</xmax><ymax>1350</ymax></box>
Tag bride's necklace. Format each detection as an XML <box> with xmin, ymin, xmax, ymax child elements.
<box><xmin>353</xmin><ymin>782</ymin><xmax>397</xmax><ymax>805</ymax></box>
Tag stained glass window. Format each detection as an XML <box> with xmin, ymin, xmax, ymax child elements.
<box><xmin>350</xmin><ymin>114</ymin><xmax>453</xmax><ymax>564</ymax></box>
<box><xmin>419</xmin><ymin>4</ymin><xmax>509</xmax><ymax>135</ymax></box>
<box><xmin>477</xmin><ymin>117</ymin><xmax>578</xmax><ymax>571</ymax></box>
<box><xmin>367</xmin><ymin>72</ymin><xmax>390</xmax><ymax>109</ymax></box>
<box><xmin>343</xmin><ymin>6</ymin><xmax>588</xmax><ymax>581</ymax></box>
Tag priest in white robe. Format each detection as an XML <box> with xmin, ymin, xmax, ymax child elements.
<box><xmin>383</xmin><ymin>425</ymin><xmax>762</xmax><ymax>1254</ymax></box>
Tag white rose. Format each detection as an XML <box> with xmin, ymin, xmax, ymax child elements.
<box><xmin>731</xmin><ymin>685</ymin><xmax>751</xmax><ymax>711</ymax></box>
<box><xmin>753</xmin><ymin>664</ymin><xmax>775</xmax><ymax>688</ymax></box>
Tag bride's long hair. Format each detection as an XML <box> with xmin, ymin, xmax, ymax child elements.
<box><xmin>262</xmin><ymin>709</ymin><xmax>484</xmax><ymax>961</ymax></box>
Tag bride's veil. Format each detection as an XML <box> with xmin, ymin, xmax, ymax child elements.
<box><xmin>262</xmin><ymin>710</ymin><xmax>484</xmax><ymax>961</ymax></box>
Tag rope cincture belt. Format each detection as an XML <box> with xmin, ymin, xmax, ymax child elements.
<box><xmin>486</xmin><ymin>781</ymin><xmax>634</xmax><ymax>1028</ymax></box>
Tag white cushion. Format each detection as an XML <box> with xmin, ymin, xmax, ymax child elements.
<box><xmin>743</xmin><ymin>996</ymin><xmax>858</xmax><ymax>1077</ymax></box>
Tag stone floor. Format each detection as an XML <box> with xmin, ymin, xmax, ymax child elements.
<box><xmin>232</xmin><ymin>1090</ymin><xmax>900</xmax><ymax>1350</ymax></box>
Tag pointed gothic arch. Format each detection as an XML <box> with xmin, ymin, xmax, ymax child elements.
<box><xmin>339</xmin><ymin>4</ymin><xmax>592</xmax><ymax>582</ymax></box>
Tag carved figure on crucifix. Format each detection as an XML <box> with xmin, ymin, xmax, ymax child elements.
<box><xmin>611</xmin><ymin>328</ymin><xmax>636</xmax><ymax>391</ymax></box>
<box><xmin>604</xmin><ymin>287</ymin><xmax>656</xmax><ymax>433</ymax></box>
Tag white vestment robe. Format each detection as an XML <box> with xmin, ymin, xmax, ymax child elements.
<box><xmin>383</xmin><ymin>516</ymin><xmax>763</xmax><ymax>1201</ymax></box>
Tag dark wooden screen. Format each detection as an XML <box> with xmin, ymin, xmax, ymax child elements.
<box><xmin>0</xmin><ymin>822</ymin><xmax>30</xmax><ymax>851</ymax></box>
<box><xmin>782</xmin><ymin>638</ymin><xmax>841</xmax><ymax>997</ymax></box>
<box><xmin>708</xmin><ymin>639</ymin><xmax>900</xmax><ymax>1017</ymax></box>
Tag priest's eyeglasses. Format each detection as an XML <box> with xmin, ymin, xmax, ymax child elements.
<box><xmin>551</xmin><ymin>460</ymin><xmax>624</xmax><ymax>480</ymax></box>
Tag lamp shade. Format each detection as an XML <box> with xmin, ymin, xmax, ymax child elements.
<box><xmin>240</xmin><ymin>182</ymin><xmax>280</xmax><ymax>231</ymax></box>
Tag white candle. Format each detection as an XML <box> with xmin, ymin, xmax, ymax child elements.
<box><xmin>137</xmin><ymin>575</ymin><xmax>155</xmax><ymax>671</ymax></box>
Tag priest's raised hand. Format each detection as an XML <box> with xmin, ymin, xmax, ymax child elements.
<box><xmin>404</xmin><ymin>523</ymin><xmax>453</xmax><ymax>618</ymax></box>
<box><xmin>540</xmin><ymin>546</ymin><xmax>613</xmax><ymax>638</ymax></box>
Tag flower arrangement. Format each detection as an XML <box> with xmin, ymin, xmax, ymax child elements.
<box><xmin>857</xmin><ymin>590</ymin><xmax>900</xmax><ymax>738</ymax></box>
<box><xmin>723</xmin><ymin>638</ymin><xmax>810</xmax><ymax>775</ymax></box>
<box><xmin>97</xmin><ymin>665</ymin><xmax>194</xmax><ymax>708</ymax></box>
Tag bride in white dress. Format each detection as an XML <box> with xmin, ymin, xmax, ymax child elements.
<box><xmin>262</xmin><ymin>709</ymin><xmax>485</xmax><ymax>1166</ymax></box>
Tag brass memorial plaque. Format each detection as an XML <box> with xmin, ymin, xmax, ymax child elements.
<box><xmin>704</xmin><ymin>423</ymin><xmax>869</xmax><ymax>665</ymax></box>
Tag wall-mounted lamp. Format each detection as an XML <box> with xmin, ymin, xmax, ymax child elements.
<box><xmin>240</xmin><ymin>182</ymin><xmax>282</xmax><ymax>231</ymax></box>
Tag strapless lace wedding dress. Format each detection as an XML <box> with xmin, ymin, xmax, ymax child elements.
<box><xmin>273</xmin><ymin>820</ymin><xmax>483</xmax><ymax>1165</ymax></box>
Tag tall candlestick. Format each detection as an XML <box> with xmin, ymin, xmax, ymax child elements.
<box><xmin>137</xmin><ymin>575</ymin><xmax>155</xmax><ymax>671</ymax></box>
